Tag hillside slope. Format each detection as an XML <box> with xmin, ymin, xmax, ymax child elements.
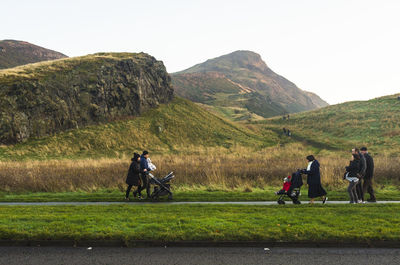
<box><xmin>258</xmin><ymin>94</ymin><xmax>400</xmax><ymax>153</ymax></box>
<box><xmin>172</xmin><ymin>50</ymin><xmax>328</xmax><ymax>120</ymax></box>
<box><xmin>0</xmin><ymin>97</ymin><xmax>278</xmax><ymax>160</ymax></box>
<box><xmin>0</xmin><ymin>40</ymin><xmax>67</xmax><ymax>69</ymax></box>
<box><xmin>0</xmin><ymin>52</ymin><xmax>173</xmax><ymax>144</ymax></box>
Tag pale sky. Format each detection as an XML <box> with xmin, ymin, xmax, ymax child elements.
<box><xmin>2</xmin><ymin>0</ymin><xmax>399</xmax><ymax>104</ymax></box>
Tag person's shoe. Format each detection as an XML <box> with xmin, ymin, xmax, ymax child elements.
<box><xmin>138</xmin><ymin>195</ymin><xmax>143</xmax><ymax>200</ymax></box>
<box><xmin>367</xmin><ymin>199</ymin><xmax>377</xmax><ymax>202</ymax></box>
<box><xmin>125</xmin><ymin>197</ymin><xmax>130</xmax><ymax>201</ymax></box>
<box><xmin>323</xmin><ymin>197</ymin><xmax>328</xmax><ymax>204</ymax></box>
<box><xmin>357</xmin><ymin>200</ymin><xmax>362</xmax><ymax>203</ymax></box>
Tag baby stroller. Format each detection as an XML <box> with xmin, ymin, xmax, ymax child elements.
<box><xmin>276</xmin><ymin>170</ymin><xmax>303</xmax><ymax>204</ymax></box>
<box><xmin>148</xmin><ymin>172</ymin><xmax>174</xmax><ymax>200</ymax></box>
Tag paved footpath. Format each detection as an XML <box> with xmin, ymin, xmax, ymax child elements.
<box><xmin>0</xmin><ymin>201</ymin><xmax>398</xmax><ymax>206</ymax></box>
<box><xmin>0</xmin><ymin>247</ymin><xmax>399</xmax><ymax>265</ymax></box>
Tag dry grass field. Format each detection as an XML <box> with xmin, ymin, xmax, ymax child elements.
<box><xmin>0</xmin><ymin>144</ymin><xmax>397</xmax><ymax>193</ymax></box>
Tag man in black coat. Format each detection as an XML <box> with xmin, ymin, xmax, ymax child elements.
<box><xmin>352</xmin><ymin>148</ymin><xmax>366</xmax><ymax>202</ymax></box>
<box><xmin>361</xmin><ymin>147</ymin><xmax>376</xmax><ymax>202</ymax></box>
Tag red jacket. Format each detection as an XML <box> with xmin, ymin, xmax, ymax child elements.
<box><xmin>282</xmin><ymin>176</ymin><xmax>292</xmax><ymax>191</ymax></box>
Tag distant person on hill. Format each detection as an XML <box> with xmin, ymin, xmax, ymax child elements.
<box><xmin>344</xmin><ymin>153</ymin><xmax>361</xmax><ymax>203</ymax></box>
<box><xmin>125</xmin><ymin>153</ymin><xmax>141</xmax><ymax>201</ymax></box>
<box><xmin>352</xmin><ymin>148</ymin><xmax>366</xmax><ymax>203</ymax></box>
<box><xmin>361</xmin><ymin>147</ymin><xmax>376</xmax><ymax>202</ymax></box>
<box><xmin>301</xmin><ymin>155</ymin><xmax>328</xmax><ymax>204</ymax></box>
<box><xmin>136</xmin><ymin>150</ymin><xmax>152</xmax><ymax>199</ymax></box>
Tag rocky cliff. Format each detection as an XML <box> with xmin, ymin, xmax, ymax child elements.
<box><xmin>0</xmin><ymin>40</ymin><xmax>68</xmax><ymax>69</ymax></box>
<box><xmin>0</xmin><ymin>52</ymin><xmax>173</xmax><ymax>144</ymax></box>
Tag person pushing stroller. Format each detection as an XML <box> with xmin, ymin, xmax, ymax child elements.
<box><xmin>133</xmin><ymin>150</ymin><xmax>153</xmax><ymax>199</ymax></box>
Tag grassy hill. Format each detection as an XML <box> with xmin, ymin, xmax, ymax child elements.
<box><xmin>0</xmin><ymin>97</ymin><xmax>278</xmax><ymax>160</ymax></box>
<box><xmin>0</xmin><ymin>40</ymin><xmax>67</xmax><ymax>69</ymax></box>
<box><xmin>172</xmin><ymin>50</ymin><xmax>328</xmax><ymax>121</ymax></box>
<box><xmin>257</xmin><ymin>94</ymin><xmax>400</xmax><ymax>154</ymax></box>
<box><xmin>172</xmin><ymin>72</ymin><xmax>282</xmax><ymax>121</ymax></box>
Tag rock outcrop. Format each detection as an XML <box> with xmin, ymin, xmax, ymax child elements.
<box><xmin>0</xmin><ymin>52</ymin><xmax>173</xmax><ymax>144</ymax></box>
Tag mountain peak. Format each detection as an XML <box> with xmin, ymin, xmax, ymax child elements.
<box><xmin>172</xmin><ymin>50</ymin><xmax>329</xmax><ymax>119</ymax></box>
<box><xmin>175</xmin><ymin>50</ymin><xmax>269</xmax><ymax>75</ymax></box>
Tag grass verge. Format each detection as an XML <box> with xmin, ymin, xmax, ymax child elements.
<box><xmin>0</xmin><ymin>204</ymin><xmax>399</xmax><ymax>244</ymax></box>
<box><xmin>0</xmin><ymin>186</ymin><xmax>398</xmax><ymax>202</ymax></box>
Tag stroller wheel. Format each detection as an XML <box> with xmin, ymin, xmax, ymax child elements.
<box><xmin>277</xmin><ymin>200</ymin><xmax>285</xmax><ymax>205</ymax></box>
<box><xmin>293</xmin><ymin>200</ymin><xmax>301</xmax><ymax>204</ymax></box>
<box><xmin>168</xmin><ymin>194</ymin><xmax>173</xmax><ymax>200</ymax></box>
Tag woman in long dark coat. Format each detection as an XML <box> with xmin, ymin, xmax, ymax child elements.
<box><xmin>302</xmin><ymin>155</ymin><xmax>328</xmax><ymax>204</ymax></box>
<box><xmin>125</xmin><ymin>153</ymin><xmax>141</xmax><ymax>200</ymax></box>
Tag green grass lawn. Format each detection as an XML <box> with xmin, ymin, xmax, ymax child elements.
<box><xmin>0</xmin><ymin>186</ymin><xmax>398</xmax><ymax>202</ymax></box>
<box><xmin>1</xmin><ymin>204</ymin><xmax>399</xmax><ymax>244</ymax></box>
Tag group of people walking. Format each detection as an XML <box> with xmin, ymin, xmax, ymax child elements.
<box><xmin>301</xmin><ymin>147</ymin><xmax>376</xmax><ymax>204</ymax></box>
<box><xmin>344</xmin><ymin>147</ymin><xmax>376</xmax><ymax>203</ymax></box>
<box><xmin>125</xmin><ymin>148</ymin><xmax>376</xmax><ymax>204</ymax></box>
<box><xmin>125</xmin><ymin>151</ymin><xmax>154</xmax><ymax>200</ymax></box>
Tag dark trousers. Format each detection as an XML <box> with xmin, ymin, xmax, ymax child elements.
<box><xmin>125</xmin><ymin>185</ymin><xmax>134</xmax><ymax>198</ymax></box>
<box><xmin>356</xmin><ymin>179</ymin><xmax>364</xmax><ymax>201</ymax></box>
<box><xmin>136</xmin><ymin>174</ymin><xmax>151</xmax><ymax>198</ymax></box>
<box><xmin>348</xmin><ymin>180</ymin><xmax>359</xmax><ymax>203</ymax></box>
<box><xmin>363</xmin><ymin>178</ymin><xmax>376</xmax><ymax>200</ymax></box>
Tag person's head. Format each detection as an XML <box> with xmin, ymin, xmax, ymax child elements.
<box><xmin>351</xmin><ymin>147</ymin><xmax>360</xmax><ymax>155</ymax></box>
<box><xmin>352</xmin><ymin>153</ymin><xmax>360</xmax><ymax>161</ymax></box>
<box><xmin>306</xmin><ymin>155</ymin><xmax>315</xmax><ymax>162</ymax></box>
<box><xmin>360</xmin><ymin>147</ymin><xmax>368</xmax><ymax>154</ymax></box>
<box><xmin>142</xmin><ymin>150</ymin><xmax>149</xmax><ymax>159</ymax></box>
<box><xmin>131</xmin><ymin>152</ymin><xmax>141</xmax><ymax>162</ymax></box>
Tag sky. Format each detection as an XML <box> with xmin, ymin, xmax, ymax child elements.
<box><xmin>2</xmin><ymin>0</ymin><xmax>399</xmax><ymax>104</ymax></box>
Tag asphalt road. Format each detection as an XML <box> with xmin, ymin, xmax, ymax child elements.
<box><xmin>0</xmin><ymin>247</ymin><xmax>399</xmax><ymax>265</ymax></box>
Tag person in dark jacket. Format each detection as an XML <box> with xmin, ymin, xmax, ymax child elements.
<box><xmin>345</xmin><ymin>153</ymin><xmax>361</xmax><ymax>203</ymax></box>
<box><xmin>137</xmin><ymin>150</ymin><xmax>152</xmax><ymax>199</ymax></box>
<box><xmin>301</xmin><ymin>155</ymin><xmax>327</xmax><ymax>204</ymax></box>
<box><xmin>352</xmin><ymin>148</ymin><xmax>366</xmax><ymax>202</ymax></box>
<box><xmin>360</xmin><ymin>147</ymin><xmax>376</xmax><ymax>202</ymax></box>
<box><xmin>125</xmin><ymin>153</ymin><xmax>141</xmax><ymax>200</ymax></box>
